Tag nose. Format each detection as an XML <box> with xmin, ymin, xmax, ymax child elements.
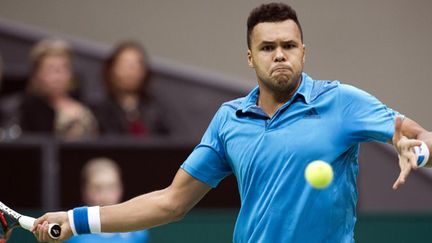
<box><xmin>273</xmin><ymin>47</ymin><xmax>286</xmax><ymax>62</ymax></box>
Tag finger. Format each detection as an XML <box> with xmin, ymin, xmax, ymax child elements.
<box><xmin>393</xmin><ymin>172</ymin><xmax>406</xmax><ymax>190</ymax></box>
<box><xmin>393</xmin><ymin>172</ymin><xmax>404</xmax><ymax>190</ymax></box>
<box><xmin>398</xmin><ymin>139</ymin><xmax>422</xmax><ymax>160</ymax></box>
<box><xmin>407</xmin><ymin>150</ymin><xmax>419</xmax><ymax>169</ymax></box>
<box><xmin>44</xmin><ymin>221</ymin><xmax>52</xmax><ymax>242</ymax></box>
<box><xmin>41</xmin><ymin>221</ymin><xmax>49</xmax><ymax>242</ymax></box>
<box><xmin>400</xmin><ymin>139</ymin><xmax>423</xmax><ymax>149</ymax></box>
<box><xmin>35</xmin><ymin>224</ymin><xmax>43</xmax><ymax>242</ymax></box>
<box><xmin>393</xmin><ymin>165</ymin><xmax>411</xmax><ymax>190</ymax></box>
<box><xmin>38</xmin><ymin>223</ymin><xmax>45</xmax><ymax>240</ymax></box>
<box><xmin>397</xmin><ymin>139</ymin><xmax>422</xmax><ymax>158</ymax></box>
<box><xmin>33</xmin><ymin>225</ymin><xmax>39</xmax><ymax>241</ymax></box>
<box><xmin>33</xmin><ymin>215</ymin><xmax>48</xmax><ymax>231</ymax></box>
<box><xmin>393</xmin><ymin>155</ymin><xmax>410</xmax><ymax>189</ymax></box>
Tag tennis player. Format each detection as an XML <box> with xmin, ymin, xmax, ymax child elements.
<box><xmin>34</xmin><ymin>3</ymin><xmax>432</xmax><ymax>242</ymax></box>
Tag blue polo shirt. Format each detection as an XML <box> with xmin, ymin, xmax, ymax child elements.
<box><xmin>181</xmin><ymin>73</ymin><xmax>398</xmax><ymax>243</ymax></box>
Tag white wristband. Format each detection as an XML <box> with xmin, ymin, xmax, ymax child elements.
<box><xmin>88</xmin><ymin>206</ymin><xmax>101</xmax><ymax>234</ymax></box>
<box><xmin>67</xmin><ymin>206</ymin><xmax>101</xmax><ymax>235</ymax></box>
<box><xmin>67</xmin><ymin>210</ymin><xmax>78</xmax><ymax>236</ymax></box>
<box><xmin>414</xmin><ymin>141</ymin><xmax>430</xmax><ymax>167</ymax></box>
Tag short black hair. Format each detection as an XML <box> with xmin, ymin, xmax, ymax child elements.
<box><xmin>247</xmin><ymin>2</ymin><xmax>303</xmax><ymax>49</ymax></box>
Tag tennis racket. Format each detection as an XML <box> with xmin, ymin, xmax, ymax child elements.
<box><xmin>0</xmin><ymin>201</ymin><xmax>61</xmax><ymax>242</ymax></box>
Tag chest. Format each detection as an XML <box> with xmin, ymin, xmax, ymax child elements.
<box><xmin>222</xmin><ymin>102</ymin><xmax>349</xmax><ymax>175</ymax></box>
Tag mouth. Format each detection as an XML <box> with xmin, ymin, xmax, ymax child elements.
<box><xmin>271</xmin><ymin>66</ymin><xmax>292</xmax><ymax>74</ymax></box>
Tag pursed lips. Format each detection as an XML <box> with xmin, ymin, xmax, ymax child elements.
<box><xmin>271</xmin><ymin>65</ymin><xmax>292</xmax><ymax>73</ymax></box>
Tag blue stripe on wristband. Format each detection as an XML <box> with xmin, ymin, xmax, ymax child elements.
<box><xmin>415</xmin><ymin>142</ymin><xmax>429</xmax><ymax>167</ymax></box>
<box><xmin>73</xmin><ymin>207</ymin><xmax>91</xmax><ymax>235</ymax></box>
<box><xmin>417</xmin><ymin>155</ymin><xmax>425</xmax><ymax>165</ymax></box>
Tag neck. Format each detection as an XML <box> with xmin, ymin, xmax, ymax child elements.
<box><xmin>48</xmin><ymin>95</ymin><xmax>76</xmax><ymax>111</ymax></box>
<box><xmin>114</xmin><ymin>92</ymin><xmax>139</xmax><ymax>111</ymax></box>
<box><xmin>257</xmin><ymin>78</ymin><xmax>301</xmax><ymax>117</ymax></box>
<box><xmin>46</xmin><ymin>94</ymin><xmax>68</xmax><ymax>109</ymax></box>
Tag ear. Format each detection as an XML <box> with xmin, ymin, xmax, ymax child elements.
<box><xmin>302</xmin><ymin>44</ymin><xmax>306</xmax><ymax>65</ymax></box>
<box><xmin>247</xmin><ymin>49</ymin><xmax>254</xmax><ymax>68</ymax></box>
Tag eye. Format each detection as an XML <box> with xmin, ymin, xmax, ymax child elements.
<box><xmin>261</xmin><ymin>45</ymin><xmax>274</xmax><ymax>52</ymax></box>
<box><xmin>283</xmin><ymin>43</ymin><xmax>297</xmax><ymax>49</ymax></box>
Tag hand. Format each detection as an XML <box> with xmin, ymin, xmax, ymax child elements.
<box><xmin>33</xmin><ymin>211</ymin><xmax>72</xmax><ymax>243</ymax></box>
<box><xmin>55</xmin><ymin>98</ymin><xmax>97</xmax><ymax>139</ymax></box>
<box><xmin>392</xmin><ymin>116</ymin><xmax>422</xmax><ymax>190</ymax></box>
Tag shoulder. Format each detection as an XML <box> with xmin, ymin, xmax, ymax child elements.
<box><xmin>338</xmin><ymin>83</ymin><xmax>370</xmax><ymax>96</ymax></box>
<box><xmin>334</xmin><ymin>83</ymin><xmax>391</xmax><ymax>119</ymax></box>
<box><xmin>303</xmin><ymin>74</ymin><xmax>341</xmax><ymax>102</ymax></box>
<box><xmin>201</xmin><ymin>96</ymin><xmax>246</xmax><ymax>130</ymax></box>
<box><xmin>312</xmin><ymin>80</ymin><xmax>339</xmax><ymax>100</ymax></box>
<box><xmin>307</xmin><ymin>75</ymin><xmax>373</xmax><ymax>102</ymax></box>
<box><xmin>336</xmin><ymin>83</ymin><xmax>378</xmax><ymax>104</ymax></box>
<box><xmin>221</xmin><ymin>96</ymin><xmax>245</xmax><ymax>111</ymax></box>
<box><xmin>305</xmin><ymin>74</ymin><xmax>382</xmax><ymax>111</ymax></box>
<box><xmin>304</xmin><ymin>73</ymin><xmax>368</xmax><ymax>98</ymax></box>
<box><xmin>215</xmin><ymin>95</ymin><xmax>249</xmax><ymax>120</ymax></box>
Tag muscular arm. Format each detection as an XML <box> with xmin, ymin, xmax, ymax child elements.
<box><xmin>33</xmin><ymin>168</ymin><xmax>211</xmax><ymax>242</ymax></box>
<box><xmin>101</xmin><ymin>169</ymin><xmax>211</xmax><ymax>232</ymax></box>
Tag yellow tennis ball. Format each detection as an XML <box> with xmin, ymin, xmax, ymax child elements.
<box><xmin>305</xmin><ymin>160</ymin><xmax>334</xmax><ymax>189</ymax></box>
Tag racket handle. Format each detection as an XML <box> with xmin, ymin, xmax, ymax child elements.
<box><xmin>19</xmin><ymin>216</ymin><xmax>62</xmax><ymax>239</ymax></box>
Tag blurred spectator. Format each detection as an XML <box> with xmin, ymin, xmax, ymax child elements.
<box><xmin>0</xmin><ymin>53</ymin><xmax>2</xmax><ymax>88</ymax></box>
<box><xmin>20</xmin><ymin>38</ymin><xmax>97</xmax><ymax>140</ymax></box>
<box><xmin>0</xmin><ymin>53</ymin><xmax>22</xmax><ymax>140</ymax></box>
<box><xmin>66</xmin><ymin>157</ymin><xmax>150</xmax><ymax>243</ymax></box>
<box><xmin>93</xmin><ymin>41</ymin><xmax>170</xmax><ymax>137</ymax></box>
<box><xmin>0</xmin><ymin>53</ymin><xmax>4</xmax><ymax>138</ymax></box>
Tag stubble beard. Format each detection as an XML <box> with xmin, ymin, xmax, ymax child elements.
<box><xmin>261</xmin><ymin>71</ymin><xmax>301</xmax><ymax>94</ymax></box>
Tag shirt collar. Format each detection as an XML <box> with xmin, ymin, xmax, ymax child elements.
<box><xmin>238</xmin><ymin>72</ymin><xmax>313</xmax><ymax>113</ymax></box>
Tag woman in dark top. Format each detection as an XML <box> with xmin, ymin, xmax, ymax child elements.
<box><xmin>94</xmin><ymin>41</ymin><xmax>170</xmax><ymax>136</ymax></box>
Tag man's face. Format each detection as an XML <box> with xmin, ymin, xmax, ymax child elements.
<box><xmin>248</xmin><ymin>19</ymin><xmax>305</xmax><ymax>93</ymax></box>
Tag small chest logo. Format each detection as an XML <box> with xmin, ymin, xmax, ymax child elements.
<box><xmin>303</xmin><ymin>108</ymin><xmax>320</xmax><ymax>119</ymax></box>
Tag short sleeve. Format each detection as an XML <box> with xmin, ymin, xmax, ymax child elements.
<box><xmin>339</xmin><ymin>84</ymin><xmax>400</xmax><ymax>143</ymax></box>
<box><xmin>181</xmin><ymin>108</ymin><xmax>232</xmax><ymax>188</ymax></box>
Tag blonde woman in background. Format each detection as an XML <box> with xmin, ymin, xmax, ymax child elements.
<box><xmin>20</xmin><ymin>38</ymin><xmax>97</xmax><ymax>139</ymax></box>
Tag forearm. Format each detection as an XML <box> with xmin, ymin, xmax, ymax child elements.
<box><xmin>33</xmin><ymin>169</ymin><xmax>210</xmax><ymax>242</ymax></box>
<box><xmin>100</xmin><ymin>188</ymin><xmax>184</xmax><ymax>232</ymax></box>
<box><xmin>416</xmin><ymin>131</ymin><xmax>432</xmax><ymax>144</ymax></box>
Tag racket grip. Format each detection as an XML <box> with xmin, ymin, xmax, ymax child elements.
<box><xmin>19</xmin><ymin>216</ymin><xmax>62</xmax><ymax>239</ymax></box>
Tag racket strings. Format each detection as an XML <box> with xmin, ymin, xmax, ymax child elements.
<box><xmin>0</xmin><ymin>212</ymin><xmax>14</xmax><ymax>241</ymax></box>
<box><xmin>0</xmin><ymin>213</ymin><xmax>8</xmax><ymax>233</ymax></box>
<box><xmin>0</xmin><ymin>213</ymin><xmax>8</xmax><ymax>241</ymax></box>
